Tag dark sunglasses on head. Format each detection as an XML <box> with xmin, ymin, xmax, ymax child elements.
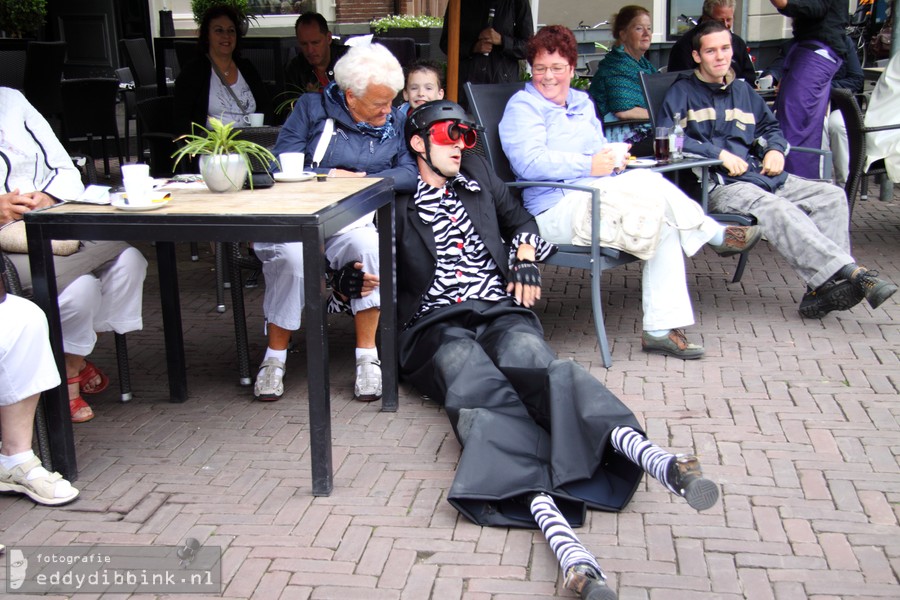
<box><xmin>427</xmin><ymin>121</ymin><xmax>478</xmax><ymax>149</ymax></box>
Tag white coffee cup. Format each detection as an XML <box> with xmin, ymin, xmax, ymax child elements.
<box><xmin>756</xmin><ymin>74</ymin><xmax>774</xmax><ymax>90</ymax></box>
<box><xmin>604</xmin><ymin>142</ymin><xmax>630</xmax><ymax>168</ymax></box>
<box><xmin>120</xmin><ymin>163</ymin><xmax>150</xmax><ymax>180</ymax></box>
<box><xmin>244</xmin><ymin>112</ymin><xmax>265</xmax><ymax>127</ymax></box>
<box><xmin>123</xmin><ymin>176</ymin><xmax>153</xmax><ymax>205</ymax></box>
<box><xmin>279</xmin><ymin>152</ymin><xmax>305</xmax><ymax>175</ymax></box>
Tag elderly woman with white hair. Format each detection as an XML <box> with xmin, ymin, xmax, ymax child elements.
<box><xmin>254</xmin><ymin>43</ymin><xmax>416</xmax><ymax>403</ymax></box>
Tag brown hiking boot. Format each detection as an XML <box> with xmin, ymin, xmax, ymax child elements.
<box><xmin>709</xmin><ymin>225</ymin><xmax>763</xmax><ymax>257</ymax></box>
<box><xmin>850</xmin><ymin>268</ymin><xmax>898</xmax><ymax>310</ymax></box>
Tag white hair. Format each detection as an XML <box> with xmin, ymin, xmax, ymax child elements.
<box><xmin>333</xmin><ymin>43</ymin><xmax>404</xmax><ymax>97</ymax></box>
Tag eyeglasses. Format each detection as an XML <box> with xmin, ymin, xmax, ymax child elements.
<box><xmin>531</xmin><ymin>64</ymin><xmax>570</xmax><ymax>75</ymax></box>
<box><xmin>426</xmin><ymin>121</ymin><xmax>478</xmax><ymax>149</ymax></box>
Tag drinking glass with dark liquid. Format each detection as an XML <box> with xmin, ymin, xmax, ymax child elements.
<box><xmin>654</xmin><ymin>127</ymin><xmax>670</xmax><ymax>163</ymax></box>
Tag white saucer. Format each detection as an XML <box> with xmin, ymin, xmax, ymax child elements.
<box><xmin>273</xmin><ymin>171</ymin><xmax>316</xmax><ymax>183</ymax></box>
<box><xmin>626</xmin><ymin>158</ymin><xmax>658</xmax><ymax>168</ymax></box>
<box><xmin>111</xmin><ymin>200</ymin><xmax>169</xmax><ymax>211</ymax></box>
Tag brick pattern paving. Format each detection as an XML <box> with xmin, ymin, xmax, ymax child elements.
<box><xmin>1</xmin><ymin>190</ymin><xmax>898</xmax><ymax>599</ymax></box>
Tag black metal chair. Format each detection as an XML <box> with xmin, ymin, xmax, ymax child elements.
<box><xmin>120</xmin><ymin>37</ymin><xmax>163</xmax><ymax>97</ymax></box>
<box><xmin>60</xmin><ymin>78</ymin><xmax>124</xmax><ymax>177</ymax></box>
<box><xmin>830</xmin><ymin>87</ymin><xmax>900</xmax><ymax>217</ymax></box>
<box><xmin>114</xmin><ymin>67</ymin><xmax>139</xmax><ymax>162</ymax></box>
<box><xmin>374</xmin><ymin>36</ymin><xmax>417</xmax><ymax>68</ymax></box>
<box><xmin>135</xmin><ymin>95</ymin><xmax>179</xmax><ymax>177</ymax></box>
<box><xmin>639</xmin><ymin>70</ymin><xmax>756</xmax><ymax>283</ymax></box>
<box><xmin>23</xmin><ymin>41</ymin><xmax>67</xmax><ymax>127</ymax></box>
<box><xmin>220</xmin><ymin>126</ymin><xmax>281</xmax><ymax>301</ymax></box>
<box><xmin>465</xmin><ymin>81</ymin><xmax>640</xmax><ymax>368</ymax></box>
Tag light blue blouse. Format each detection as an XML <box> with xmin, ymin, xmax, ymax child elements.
<box><xmin>499</xmin><ymin>82</ymin><xmax>608</xmax><ymax>215</ymax></box>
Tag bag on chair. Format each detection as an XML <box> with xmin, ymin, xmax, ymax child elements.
<box><xmin>572</xmin><ymin>187</ymin><xmax>665</xmax><ymax>260</ymax></box>
<box><xmin>0</xmin><ymin>221</ymin><xmax>80</xmax><ymax>256</ymax></box>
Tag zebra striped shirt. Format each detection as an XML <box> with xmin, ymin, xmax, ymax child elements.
<box><xmin>410</xmin><ymin>174</ymin><xmax>553</xmax><ymax>325</ymax></box>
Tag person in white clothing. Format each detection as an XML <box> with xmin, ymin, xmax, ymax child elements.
<box><xmin>499</xmin><ymin>26</ymin><xmax>761</xmax><ymax>360</ymax></box>
<box><xmin>864</xmin><ymin>52</ymin><xmax>900</xmax><ymax>182</ymax></box>
<box><xmin>0</xmin><ymin>284</ymin><xmax>79</xmax><ymax>505</ymax></box>
<box><xmin>0</xmin><ymin>87</ymin><xmax>147</xmax><ymax>423</ymax></box>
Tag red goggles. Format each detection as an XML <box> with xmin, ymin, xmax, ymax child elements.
<box><xmin>426</xmin><ymin>121</ymin><xmax>478</xmax><ymax>149</ymax></box>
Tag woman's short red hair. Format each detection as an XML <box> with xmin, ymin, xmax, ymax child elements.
<box><xmin>526</xmin><ymin>25</ymin><xmax>578</xmax><ymax>67</ymax></box>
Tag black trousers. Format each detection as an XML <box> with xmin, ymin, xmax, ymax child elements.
<box><xmin>400</xmin><ymin>299</ymin><xmax>643</xmax><ymax>528</ymax></box>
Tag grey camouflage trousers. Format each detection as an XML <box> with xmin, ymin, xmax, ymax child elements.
<box><xmin>709</xmin><ymin>175</ymin><xmax>853</xmax><ymax>289</ymax></box>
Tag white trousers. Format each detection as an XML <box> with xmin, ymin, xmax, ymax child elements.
<box><xmin>255</xmin><ymin>223</ymin><xmax>381</xmax><ymax>331</ymax></box>
<box><xmin>0</xmin><ymin>295</ymin><xmax>60</xmax><ymax>406</ymax></box>
<box><xmin>824</xmin><ymin>110</ymin><xmax>849</xmax><ymax>185</ymax></box>
<box><xmin>58</xmin><ymin>247</ymin><xmax>147</xmax><ymax>356</ymax></box>
<box><xmin>536</xmin><ymin>170</ymin><xmax>719</xmax><ymax>331</ymax></box>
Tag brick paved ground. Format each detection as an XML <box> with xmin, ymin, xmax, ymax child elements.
<box><xmin>1</xmin><ymin>185</ymin><xmax>898</xmax><ymax>599</ymax></box>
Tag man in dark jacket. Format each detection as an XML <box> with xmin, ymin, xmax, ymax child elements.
<box><xmin>661</xmin><ymin>21</ymin><xmax>896</xmax><ymax>319</ymax></box>
<box><xmin>399</xmin><ymin>100</ymin><xmax>720</xmax><ymax>598</ymax></box>
<box><xmin>439</xmin><ymin>0</ymin><xmax>533</xmax><ymax>107</ymax></box>
<box><xmin>667</xmin><ymin>0</ymin><xmax>756</xmax><ymax>82</ymax></box>
<box><xmin>284</xmin><ymin>12</ymin><xmax>348</xmax><ymax>94</ymax></box>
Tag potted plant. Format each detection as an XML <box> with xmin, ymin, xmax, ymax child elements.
<box><xmin>370</xmin><ymin>13</ymin><xmax>444</xmax><ymax>60</ymax></box>
<box><xmin>172</xmin><ymin>118</ymin><xmax>278</xmax><ymax>193</ymax></box>
<box><xmin>0</xmin><ymin>0</ymin><xmax>47</xmax><ymax>38</ymax></box>
<box><xmin>191</xmin><ymin>0</ymin><xmax>257</xmax><ymax>31</ymax></box>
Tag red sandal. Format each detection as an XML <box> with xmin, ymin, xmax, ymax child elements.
<box><xmin>75</xmin><ymin>361</ymin><xmax>109</xmax><ymax>395</ymax></box>
<box><xmin>66</xmin><ymin>381</ymin><xmax>95</xmax><ymax>423</ymax></box>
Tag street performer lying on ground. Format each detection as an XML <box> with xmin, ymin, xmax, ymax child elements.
<box><xmin>374</xmin><ymin>100</ymin><xmax>722</xmax><ymax>599</ymax></box>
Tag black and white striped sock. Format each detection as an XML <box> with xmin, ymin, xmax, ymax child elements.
<box><xmin>529</xmin><ymin>494</ymin><xmax>605</xmax><ymax>579</ymax></box>
<box><xmin>609</xmin><ymin>426</ymin><xmax>677</xmax><ymax>494</ymax></box>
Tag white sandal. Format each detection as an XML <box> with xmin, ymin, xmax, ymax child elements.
<box><xmin>0</xmin><ymin>456</ymin><xmax>79</xmax><ymax>506</ymax></box>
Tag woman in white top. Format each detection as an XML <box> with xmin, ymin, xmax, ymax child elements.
<box><xmin>1</xmin><ymin>87</ymin><xmax>147</xmax><ymax>423</ymax></box>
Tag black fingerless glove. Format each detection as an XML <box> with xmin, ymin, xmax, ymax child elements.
<box><xmin>510</xmin><ymin>258</ymin><xmax>541</xmax><ymax>288</ymax></box>
<box><xmin>330</xmin><ymin>261</ymin><xmax>366</xmax><ymax>299</ymax></box>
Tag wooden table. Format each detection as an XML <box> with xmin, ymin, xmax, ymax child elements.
<box><xmin>25</xmin><ymin>177</ymin><xmax>397</xmax><ymax>496</ymax></box>
<box><xmin>864</xmin><ymin>67</ymin><xmax>885</xmax><ymax>82</ymax></box>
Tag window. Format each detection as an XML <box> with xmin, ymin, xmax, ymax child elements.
<box><xmin>666</xmin><ymin>0</ymin><xmax>704</xmax><ymax>40</ymax></box>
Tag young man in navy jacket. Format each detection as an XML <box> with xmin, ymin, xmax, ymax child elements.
<box><xmin>660</xmin><ymin>20</ymin><xmax>895</xmax><ymax>319</ymax></box>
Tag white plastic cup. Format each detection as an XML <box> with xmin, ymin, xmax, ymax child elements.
<box><xmin>245</xmin><ymin>112</ymin><xmax>265</xmax><ymax>127</ymax></box>
<box><xmin>757</xmin><ymin>74</ymin><xmax>774</xmax><ymax>90</ymax></box>
<box><xmin>279</xmin><ymin>152</ymin><xmax>305</xmax><ymax>174</ymax></box>
<box><xmin>605</xmin><ymin>142</ymin><xmax>630</xmax><ymax>168</ymax></box>
<box><xmin>123</xmin><ymin>176</ymin><xmax>153</xmax><ymax>205</ymax></box>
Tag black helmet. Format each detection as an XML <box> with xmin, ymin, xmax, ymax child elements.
<box><xmin>405</xmin><ymin>100</ymin><xmax>478</xmax><ymax>148</ymax></box>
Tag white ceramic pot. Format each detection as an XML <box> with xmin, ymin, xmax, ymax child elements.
<box><xmin>200</xmin><ymin>154</ymin><xmax>248</xmax><ymax>193</ymax></box>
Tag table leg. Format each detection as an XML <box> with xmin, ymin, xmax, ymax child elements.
<box><xmin>302</xmin><ymin>225</ymin><xmax>333</xmax><ymax>496</ymax></box>
<box><xmin>155</xmin><ymin>242</ymin><xmax>188</xmax><ymax>402</ymax></box>
<box><xmin>377</xmin><ymin>200</ymin><xmax>398</xmax><ymax>413</ymax></box>
<box><xmin>227</xmin><ymin>243</ymin><xmax>252</xmax><ymax>386</ymax></box>
<box><xmin>700</xmin><ymin>166</ymin><xmax>710</xmax><ymax>213</ymax></box>
<box><xmin>26</xmin><ymin>227</ymin><xmax>78</xmax><ymax>480</ymax></box>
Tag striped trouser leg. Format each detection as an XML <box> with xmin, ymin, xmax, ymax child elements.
<box><xmin>529</xmin><ymin>494</ymin><xmax>618</xmax><ymax>599</ymax></box>
<box><xmin>609</xmin><ymin>426</ymin><xmax>677</xmax><ymax>494</ymax></box>
<box><xmin>529</xmin><ymin>494</ymin><xmax>604</xmax><ymax>578</ymax></box>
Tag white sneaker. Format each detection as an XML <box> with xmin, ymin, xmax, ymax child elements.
<box><xmin>254</xmin><ymin>357</ymin><xmax>285</xmax><ymax>401</ymax></box>
<box><xmin>354</xmin><ymin>356</ymin><xmax>382</xmax><ymax>402</ymax></box>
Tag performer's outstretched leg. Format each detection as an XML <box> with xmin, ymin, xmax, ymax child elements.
<box><xmin>609</xmin><ymin>426</ymin><xmax>719</xmax><ymax>511</ymax></box>
<box><xmin>529</xmin><ymin>494</ymin><xmax>618</xmax><ymax>600</ymax></box>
